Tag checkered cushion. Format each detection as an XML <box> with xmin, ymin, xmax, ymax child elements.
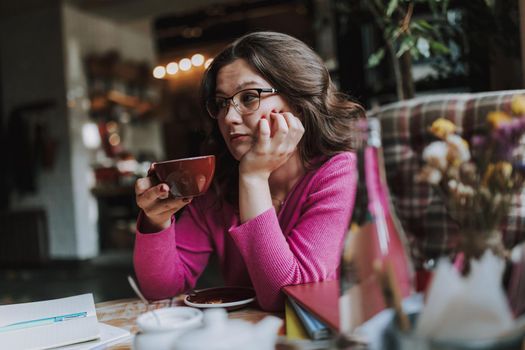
<box><xmin>369</xmin><ymin>90</ymin><xmax>525</xmax><ymax>266</ymax></box>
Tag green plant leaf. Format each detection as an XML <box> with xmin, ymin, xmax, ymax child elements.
<box><xmin>397</xmin><ymin>36</ymin><xmax>415</xmax><ymax>57</ymax></box>
<box><xmin>484</xmin><ymin>0</ymin><xmax>495</xmax><ymax>9</ymax></box>
<box><xmin>367</xmin><ymin>48</ymin><xmax>385</xmax><ymax>68</ymax></box>
<box><xmin>386</xmin><ymin>26</ymin><xmax>402</xmax><ymax>41</ymax></box>
<box><xmin>410</xmin><ymin>23</ymin><xmax>429</xmax><ymax>36</ymax></box>
<box><xmin>386</xmin><ymin>0</ymin><xmax>399</xmax><ymax>17</ymax></box>
<box><xmin>414</xmin><ymin>19</ymin><xmax>434</xmax><ymax>31</ymax></box>
<box><xmin>430</xmin><ymin>40</ymin><xmax>450</xmax><ymax>54</ymax></box>
<box><xmin>410</xmin><ymin>46</ymin><xmax>421</xmax><ymax>59</ymax></box>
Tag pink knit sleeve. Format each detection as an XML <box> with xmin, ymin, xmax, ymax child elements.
<box><xmin>229</xmin><ymin>153</ymin><xmax>357</xmax><ymax>311</ymax></box>
<box><xmin>133</xmin><ymin>201</ymin><xmax>214</xmax><ymax>300</ymax></box>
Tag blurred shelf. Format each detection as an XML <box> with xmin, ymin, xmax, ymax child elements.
<box><xmin>90</xmin><ymin>90</ymin><xmax>157</xmax><ymax>119</ymax></box>
<box><xmin>91</xmin><ymin>184</ymin><xmax>135</xmax><ymax>198</ymax></box>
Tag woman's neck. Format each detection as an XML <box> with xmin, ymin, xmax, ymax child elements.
<box><xmin>268</xmin><ymin>152</ymin><xmax>306</xmax><ymax>201</ymax></box>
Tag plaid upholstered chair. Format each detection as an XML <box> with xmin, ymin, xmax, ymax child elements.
<box><xmin>369</xmin><ymin>90</ymin><xmax>525</xmax><ymax>268</ymax></box>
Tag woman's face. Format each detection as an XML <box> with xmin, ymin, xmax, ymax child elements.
<box><xmin>214</xmin><ymin>59</ymin><xmax>294</xmax><ymax>160</ymax></box>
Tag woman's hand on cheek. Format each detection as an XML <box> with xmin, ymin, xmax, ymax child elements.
<box><xmin>277</xmin><ymin>111</ymin><xmax>305</xmax><ymax>150</ymax></box>
<box><xmin>239</xmin><ymin>110</ymin><xmax>304</xmax><ymax>178</ymax></box>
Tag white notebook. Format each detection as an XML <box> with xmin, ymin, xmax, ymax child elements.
<box><xmin>57</xmin><ymin>322</ymin><xmax>131</xmax><ymax>350</ymax></box>
<box><xmin>0</xmin><ymin>294</ymin><xmax>128</xmax><ymax>350</ymax></box>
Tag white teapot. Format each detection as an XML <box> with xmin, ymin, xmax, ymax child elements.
<box><xmin>172</xmin><ymin>308</ymin><xmax>283</xmax><ymax>350</ymax></box>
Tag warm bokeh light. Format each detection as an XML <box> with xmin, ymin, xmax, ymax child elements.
<box><xmin>166</xmin><ymin>62</ymin><xmax>179</xmax><ymax>75</ymax></box>
<box><xmin>158</xmin><ymin>55</ymin><xmax>210</xmax><ymax>76</ymax></box>
<box><xmin>82</xmin><ymin>123</ymin><xmax>101</xmax><ymax>149</ymax></box>
<box><xmin>106</xmin><ymin>121</ymin><xmax>118</xmax><ymax>133</ymax></box>
<box><xmin>153</xmin><ymin>65</ymin><xmax>166</xmax><ymax>79</ymax></box>
<box><xmin>190</xmin><ymin>27</ymin><xmax>202</xmax><ymax>37</ymax></box>
<box><xmin>108</xmin><ymin>133</ymin><xmax>121</xmax><ymax>146</ymax></box>
<box><xmin>191</xmin><ymin>54</ymin><xmax>204</xmax><ymax>67</ymax></box>
<box><xmin>204</xmin><ymin>58</ymin><xmax>213</xmax><ymax>69</ymax></box>
<box><xmin>179</xmin><ymin>58</ymin><xmax>192</xmax><ymax>71</ymax></box>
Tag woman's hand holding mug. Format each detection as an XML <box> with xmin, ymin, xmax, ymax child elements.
<box><xmin>135</xmin><ymin>176</ymin><xmax>192</xmax><ymax>233</ymax></box>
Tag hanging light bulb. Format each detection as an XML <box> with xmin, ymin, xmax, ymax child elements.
<box><xmin>153</xmin><ymin>66</ymin><xmax>166</xmax><ymax>79</ymax></box>
<box><xmin>166</xmin><ymin>62</ymin><xmax>179</xmax><ymax>75</ymax></box>
<box><xmin>191</xmin><ymin>54</ymin><xmax>205</xmax><ymax>67</ymax></box>
<box><xmin>179</xmin><ymin>58</ymin><xmax>192</xmax><ymax>71</ymax></box>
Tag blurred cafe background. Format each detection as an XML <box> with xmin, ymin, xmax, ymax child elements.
<box><xmin>0</xmin><ymin>0</ymin><xmax>524</xmax><ymax>304</ymax></box>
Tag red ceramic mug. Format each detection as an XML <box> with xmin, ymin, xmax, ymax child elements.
<box><xmin>149</xmin><ymin>155</ymin><xmax>215</xmax><ymax>198</ymax></box>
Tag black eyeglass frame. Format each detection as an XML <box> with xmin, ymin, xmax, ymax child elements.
<box><xmin>206</xmin><ymin>88</ymin><xmax>278</xmax><ymax>120</ymax></box>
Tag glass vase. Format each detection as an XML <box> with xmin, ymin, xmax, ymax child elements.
<box><xmin>455</xmin><ymin>227</ymin><xmax>506</xmax><ymax>276</ymax></box>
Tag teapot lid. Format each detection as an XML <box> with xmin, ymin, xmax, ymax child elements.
<box><xmin>173</xmin><ymin>308</ymin><xmax>254</xmax><ymax>350</ymax></box>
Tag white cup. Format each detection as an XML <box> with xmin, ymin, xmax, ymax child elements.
<box><xmin>133</xmin><ymin>307</ymin><xmax>203</xmax><ymax>350</ymax></box>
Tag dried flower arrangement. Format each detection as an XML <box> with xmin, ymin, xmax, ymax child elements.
<box><xmin>417</xmin><ymin>95</ymin><xmax>525</xmax><ymax>262</ymax></box>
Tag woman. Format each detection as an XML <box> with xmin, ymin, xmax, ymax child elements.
<box><xmin>133</xmin><ymin>31</ymin><xmax>363</xmax><ymax>311</ymax></box>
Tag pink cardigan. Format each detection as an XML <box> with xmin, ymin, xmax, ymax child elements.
<box><xmin>133</xmin><ymin>152</ymin><xmax>357</xmax><ymax>311</ymax></box>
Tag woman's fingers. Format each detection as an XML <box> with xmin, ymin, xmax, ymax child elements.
<box><xmin>135</xmin><ymin>177</ymin><xmax>155</xmax><ymax>196</ymax></box>
<box><xmin>254</xmin><ymin>117</ymin><xmax>271</xmax><ymax>152</ymax></box>
<box><xmin>135</xmin><ymin>169</ymin><xmax>196</xmax><ymax>231</ymax></box>
<box><xmin>240</xmin><ymin>110</ymin><xmax>305</xmax><ymax>176</ymax></box>
<box><xmin>271</xmin><ymin>112</ymin><xmax>289</xmax><ymax>144</ymax></box>
<box><xmin>259</xmin><ymin>117</ymin><xmax>271</xmax><ymax>139</ymax></box>
<box><xmin>145</xmin><ymin>197</ymin><xmax>190</xmax><ymax>216</ymax></box>
<box><xmin>140</xmin><ymin>197</ymin><xmax>192</xmax><ymax>232</ymax></box>
<box><xmin>251</xmin><ymin>111</ymin><xmax>304</xmax><ymax>156</ymax></box>
<box><xmin>136</xmin><ymin>182</ymin><xmax>169</xmax><ymax>209</ymax></box>
<box><xmin>269</xmin><ymin>111</ymin><xmax>305</xmax><ymax>153</ymax></box>
<box><xmin>282</xmin><ymin>112</ymin><xmax>304</xmax><ymax>143</ymax></box>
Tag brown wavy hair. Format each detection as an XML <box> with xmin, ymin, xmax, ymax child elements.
<box><xmin>201</xmin><ymin>31</ymin><xmax>365</xmax><ymax>205</ymax></box>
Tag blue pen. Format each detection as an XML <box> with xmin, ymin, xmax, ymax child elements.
<box><xmin>0</xmin><ymin>311</ymin><xmax>87</xmax><ymax>333</ymax></box>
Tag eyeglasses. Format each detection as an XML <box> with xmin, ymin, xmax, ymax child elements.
<box><xmin>206</xmin><ymin>88</ymin><xmax>278</xmax><ymax>120</ymax></box>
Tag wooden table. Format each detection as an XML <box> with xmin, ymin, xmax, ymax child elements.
<box><xmin>95</xmin><ymin>296</ymin><xmax>281</xmax><ymax>349</ymax></box>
